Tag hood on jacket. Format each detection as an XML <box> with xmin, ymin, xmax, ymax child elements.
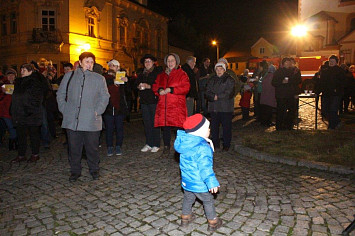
<box><xmin>174</xmin><ymin>130</ymin><xmax>209</xmax><ymax>155</ymax></box>
<box><xmin>164</xmin><ymin>53</ymin><xmax>181</xmax><ymax>66</ymax></box>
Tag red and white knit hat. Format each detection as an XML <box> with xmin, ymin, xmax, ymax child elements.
<box><xmin>183</xmin><ymin>114</ymin><xmax>210</xmax><ymax>138</ymax></box>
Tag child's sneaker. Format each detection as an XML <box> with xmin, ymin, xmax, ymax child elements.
<box><xmin>207</xmin><ymin>217</ymin><xmax>222</xmax><ymax>232</ymax></box>
<box><xmin>115</xmin><ymin>146</ymin><xmax>122</xmax><ymax>156</ymax></box>
<box><xmin>180</xmin><ymin>213</ymin><xmax>195</xmax><ymax>227</ymax></box>
<box><xmin>141</xmin><ymin>144</ymin><xmax>152</xmax><ymax>152</ymax></box>
<box><xmin>107</xmin><ymin>147</ymin><xmax>113</xmax><ymax>156</ymax></box>
<box><xmin>151</xmin><ymin>146</ymin><xmax>160</xmax><ymax>153</ymax></box>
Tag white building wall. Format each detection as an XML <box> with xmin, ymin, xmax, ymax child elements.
<box><xmin>299</xmin><ymin>0</ymin><xmax>355</xmax><ymax>20</ymax></box>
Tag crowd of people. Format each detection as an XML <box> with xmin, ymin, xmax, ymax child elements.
<box><xmin>1</xmin><ymin>53</ymin><xmax>355</xmax><ymax>159</ymax></box>
<box><xmin>1</xmin><ymin>53</ymin><xmax>355</xmax><ymax>157</ymax></box>
<box><xmin>1</xmin><ymin>51</ymin><xmax>355</xmax><ymax>231</ymax></box>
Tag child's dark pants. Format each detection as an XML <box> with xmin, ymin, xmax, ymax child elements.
<box><xmin>182</xmin><ymin>190</ymin><xmax>216</xmax><ymax>220</ymax></box>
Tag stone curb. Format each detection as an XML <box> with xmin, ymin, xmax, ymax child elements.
<box><xmin>234</xmin><ymin>144</ymin><xmax>355</xmax><ymax>175</ymax></box>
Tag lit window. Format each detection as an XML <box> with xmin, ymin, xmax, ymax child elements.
<box><xmin>260</xmin><ymin>47</ymin><xmax>265</xmax><ymax>54</ymax></box>
<box><xmin>42</xmin><ymin>10</ymin><xmax>55</xmax><ymax>31</ymax></box>
<box><xmin>88</xmin><ymin>17</ymin><xmax>95</xmax><ymax>37</ymax></box>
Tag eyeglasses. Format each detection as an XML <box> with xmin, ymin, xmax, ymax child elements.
<box><xmin>144</xmin><ymin>60</ymin><xmax>153</xmax><ymax>63</ymax></box>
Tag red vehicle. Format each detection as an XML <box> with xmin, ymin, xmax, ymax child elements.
<box><xmin>248</xmin><ymin>56</ymin><xmax>328</xmax><ymax>89</ymax></box>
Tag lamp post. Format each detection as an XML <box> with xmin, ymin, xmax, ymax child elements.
<box><xmin>212</xmin><ymin>40</ymin><xmax>219</xmax><ymax>61</ymax></box>
<box><xmin>291</xmin><ymin>25</ymin><xmax>308</xmax><ymax>57</ymax></box>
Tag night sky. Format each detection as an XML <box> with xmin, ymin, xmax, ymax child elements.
<box><xmin>148</xmin><ymin>0</ymin><xmax>298</xmax><ymax>61</ymax></box>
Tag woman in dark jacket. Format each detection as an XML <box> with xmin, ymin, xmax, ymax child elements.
<box><xmin>103</xmin><ymin>65</ymin><xmax>129</xmax><ymax>156</ymax></box>
<box><xmin>136</xmin><ymin>54</ymin><xmax>163</xmax><ymax>153</ymax></box>
<box><xmin>11</xmin><ymin>63</ymin><xmax>44</xmax><ymax>163</ymax></box>
<box><xmin>205</xmin><ymin>62</ymin><xmax>235</xmax><ymax>151</ymax></box>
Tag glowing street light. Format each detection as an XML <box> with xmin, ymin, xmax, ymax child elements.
<box><xmin>291</xmin><ymin>25</ymin><xmax>308</xmax><ymax>37</ymax></box>
<box><xmin>291</xmin><ymin>25</ymin><xmax>308</xmax><ymax>56</ymax></box>
<box><xmin>212</xmin><ymin>40</ymin><xmax>219</xmax><ymax>61</ymax></box>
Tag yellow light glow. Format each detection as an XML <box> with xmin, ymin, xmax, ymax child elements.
<box><xmin>212</xmin><ymin>40</ymin><xmax>217</xmax><ymax>46</ymax></box>
<box><xmin>299</xmin><ymin>56</ymin><xmax>321</xmax><ymax>59</ymax></box>
<box><xmin>291</xmin><ymin>25</ymin><xmax>308</xmax><ymax>37</ymax></box>
<box><xmin>83</xmin><ymin>43</ymin><xmax>91</xmax><ymax>51</ymax></box>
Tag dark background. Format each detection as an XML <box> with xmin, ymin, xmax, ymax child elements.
<box><xmin>147</xmin><ymin>0</ymin><xmax>298</xmax><ymax>63</ymax></box>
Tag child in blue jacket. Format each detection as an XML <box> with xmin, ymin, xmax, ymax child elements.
<box><xmin>174</xmin><ymin>114</ymin><xmax>222</xmax><ymax>232</ymax></box>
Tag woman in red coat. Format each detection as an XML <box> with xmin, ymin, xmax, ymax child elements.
<box><xmin>0</xmin><ymin>69</ymin><xmax>17</xmax><ymax>150</ymax></box>
<box><xmin>153</xmin><ymin>53</ymin><xmax>190</xmax><ymax>157</ymax></box>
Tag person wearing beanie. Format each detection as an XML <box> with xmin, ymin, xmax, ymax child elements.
<box><xmin>174</xmin><ymin>114</ymin><xmax>222</xmax><ymax>232</ymax></box>
<box><xmin>136</xmin><ymin>54</ymin><xmax>163</xmax><ymax>153</ymax></box>
<box><xmin>10</xmin><ymin>63</ymin><xmax>45</xmax><ymax>163</ymax></box>
<box><xmin>181</xmin><ymin>56</ymin><xmax>198</xmax><ymax>116</ymax></box>
<box><xmin>260</xmin><ymin>64</ymin><xmax>277</xmax><ymax>126</ymax></box>
<box><xmin>215</xmin><ymin>57</ymin><xmax>241</xmax><ymax>95</ymax></box>
<box><xmin>0</xmin><ymin>68</ymin><xmax>18</xmax><ymax>151</ymax></box>
<box><xmin>103</xmin><ymin>59</ymin><xmax>129</xmax><ymax>157</ymax></box>
<box><xmin>239</xmin><ymin>69</ymin><xmax>254</xmax><ymax>120</ymax></box>
<box><xmin>152</xmin><ymin>53</ymin><xmax>190</xmax><ymax>157</ymax></box>
<box><xmin>253</xmin><ymin>60</ymin><xmax>269</xmax><ymax>122</ymax></box>
<box><xmin>205</xmin><ymin>62</ymin><xmax>235</xmax><ymax>151</ymax></box>
<box><xmin>272</xmin><ymin>57</ymin><xmax>302</xmax><ymax>130</ymax></box>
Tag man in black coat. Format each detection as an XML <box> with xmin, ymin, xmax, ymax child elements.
<box><xmin>182</xmin><ymin>56</ymin><xmax>198</xmax><ymax>116</ymax></box>
<box><xmin>318</xmin><ymin>55</ymin><xmax>345</xmax><ymax>129</ymax></box>
<box><xmin>272</xmin><ymin>57</ymin><xmax>302</xmax><ymax>130</ymax></box>
<box><xmin>197</xmin><ymin>58</ymin><xmax>213</xmax><ymax>115</ymax></box>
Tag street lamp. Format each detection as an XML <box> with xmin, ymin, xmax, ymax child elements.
<box><xmin>212</xmin><ymin>40</ymin><xmax>219</xmax><ymax>61</ymax></box>
<box><xmin>291</xmin><ymin>25</ymin><xmax>308</xmax><ymax>56</ymax></box>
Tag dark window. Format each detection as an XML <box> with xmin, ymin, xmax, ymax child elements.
<box><xmin>42</xmin><ymin>10</ymin><xmax>55</xmax><ymax>31</ymax></box>
<box><xmin>10</xmin><ymin>12</ymin><xmax>16</xmax><ymax>34</ymax></box>
<box><xmin>351</xmin><ymin>18</ymin><xmax>355</xmax><ymax>31</ymax></box>
<box><xmin>136</xmin><ymin>28</ymin><xmax>141</xmax><ymax>42</ymax></box>
<box><xmin>88</xmin><ymin>17</ymin><xmax>95</xmax><ymax>37</ymax></box>
<box><xmin>1</xmin><ymin>15</ymin><xmax>7</xmax><ymax>36</ymax></box>
<box><xmin>156</xmin><ymin>34</ymin><xmax>161</xmax><ymax>52</ymax></box>
<box><xmin>119</xmin><ymin>25</ymin><xmax>125</xmax><ymax>43</ymax></box>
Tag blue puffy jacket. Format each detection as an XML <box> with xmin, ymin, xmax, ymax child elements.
<box><xmin>174</xmin><ymin>130</ymin><xmax>220</xmax><ymax>193</ymax></box>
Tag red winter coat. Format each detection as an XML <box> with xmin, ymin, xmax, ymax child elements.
<box><xmin>153</xmin><ymin>68</ymin><xmax>190</xmax><ymax>128</ymax></box>
<box><xmin>0</xmin><ymin>91</ymin><xmax>12</xmax><ymax>118</ymax></box>
<box><xmin>239</xmin><ymin>90</ymin><xmax>252</xmax><ymax>108</ymax></box>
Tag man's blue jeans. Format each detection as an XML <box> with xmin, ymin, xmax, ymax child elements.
<box><xmin>322</xmin><ymin>95</ymin><xmax>341</xmax><ymax>129</ymax></box>
<box><xmin>2</xmin><ymin>117</ymin><xmax>17</xmax><ymax>139</ymax></box>
<box><xmin>103</xmin><ymin>114</ymin><xmax>124</xmax><ymax>147</ymax></box>
<box><xmin>41</xmin><ymin>109</ymin><xmax>50</xmax><ymax>146</ymax></box>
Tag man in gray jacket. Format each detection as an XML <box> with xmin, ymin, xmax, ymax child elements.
<box><xmin>57</xmin><ymin>52</ymin><xmax>110</xmax><ymax>182</ymax></box>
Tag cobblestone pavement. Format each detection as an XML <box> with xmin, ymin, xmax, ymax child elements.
<box><xmin>0</xmin><ymin>118</ymin><xmax>354</xmax><ymax>236</ymax></box>
<box><xmin>297</xmin><ymin>96</ymin><xmax>328</xmax><ymax>130</ymax></box>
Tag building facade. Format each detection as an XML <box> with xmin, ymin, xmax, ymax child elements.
<box><xmin>298</xmin><ymin>0</ymin><xmax>355</xmax><ymax>63</ymax></box>
<box><xmin>0</xmin><ymin>0</ymin><xmax>168</xmax><ymax>74</ymax></box>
